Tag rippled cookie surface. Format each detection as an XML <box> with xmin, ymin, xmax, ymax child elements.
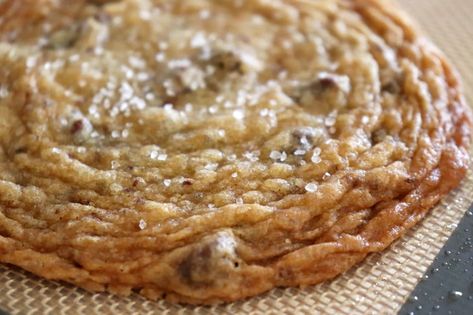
<box><xmin>0</xmin><ymin>0</ymin><xmax>470</xmax><ymax>304</ymax></box>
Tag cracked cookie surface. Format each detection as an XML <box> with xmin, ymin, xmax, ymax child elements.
<box><xmin>0</xmin><ymin>0</ymin><xmax>470</xmax><ymax>304</ymax></box>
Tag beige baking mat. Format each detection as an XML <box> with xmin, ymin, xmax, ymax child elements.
<box><xmin>1</xmin><ymin>0</ymin><xmax>473</xmax><ymax>314</ymax></box>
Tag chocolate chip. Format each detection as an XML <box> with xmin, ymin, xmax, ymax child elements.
<box><xmin>288</xmin><ymin>75</ymin><xmax>340</xmax><ymax>104</ymax></box>
<box><xmin>178</xmin><ymin>244</ymin><xmax>212</xmax><ymax>286</ymax></box>
<box><xmin>71</xmin><ymin>120</ymin><xmax>84</xmax><ymax>134</ymax></box>
<box><xmin>182</xmin><ymin>179</ymin><xmax>193</xmax><ymax>186</ymax></box>
<box><xmin>14</xmin><ymin>147</ymin><xmax>27</xmax><ymax>154</ymax></box>
<box><xmin>382</xmin><ymin>81</ymin><xmax>400</xmax><ymax>94</ymax></box>
<box><xmin>371</xmin><ymin>129</ymin><xmax>387</xmax><ymax>144</ymax></box>
<box><xmin>317</xmin><ymin>77</ymin><xmax>337</xmax><ymax>89</ymax></box>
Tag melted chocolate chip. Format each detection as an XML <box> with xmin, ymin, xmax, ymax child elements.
<box><xmin>371</xmin><ymin>129</ymin><xmax>387</xmax><ymax>144</ymax></box>
<box><xmin>182</xmin><ymin>179</ymin><xmax>193</xmax><ymax>186</ymax></box>
<box><xmin>71</xmin><ymin>120</ymin><xmax>84</xmax><ymax>134</ymax></box>
<box><xmin>317</xmin><ymin>77</ymin><xmax>337</xmax><ymax>89</ymax></box>
<box><xmin>178</xmin><ymin>244</ymin><xmax>213</xmax><ymax>286</ymax></box>
<box><xmin>288</xmin><ymin>76</ymin><xmax>338</xmax><ymax>104</ymax></box>
<box><xmin>14</xmin><ymin>147</ymin><xmax>27</xmax><ymax>154</ymax></box>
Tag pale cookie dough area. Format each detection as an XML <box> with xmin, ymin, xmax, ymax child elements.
<box><xmin>0</xmin><ymin>0</ymin><xmax>470</xmax><ymax>304</ymax></box>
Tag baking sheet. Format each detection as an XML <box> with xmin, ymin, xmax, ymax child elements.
<box><xmin>399</xmin><ymin>205</ymin><xmax>473</xmax><ymax>315</ymax></box>
<box><xmin>1</xmin><ymin>0</ymin><xmax>473</xmax><ymax>314</ymax></box>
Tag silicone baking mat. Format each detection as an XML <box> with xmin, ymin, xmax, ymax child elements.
<box><xmin>1</xmin><ymin>0</ymin><xmax>473</xmax><ymax>314</ymax></box>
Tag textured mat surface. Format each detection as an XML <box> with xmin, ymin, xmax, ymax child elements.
<box><xmin>1</xmin><ymin>0</ymin><xmax>473</xmax><ymax>314</ymax></box>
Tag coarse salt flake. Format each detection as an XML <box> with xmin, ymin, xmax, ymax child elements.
<box><xmin>138</xmin><ymin>219</ymin><xmax>147</xmax><ymax>230</ymax></box>
<box><xmin>305</xmin><ymin>183</ymin><xmax>318</xmax><ymax>193</ymax></box>
<box><xmin>232</xmin><ymin>110</ymin><xmax>245</xmax><ymax>120</ymax></box>
<box><xmin>270</xmin><ymin>151</ymin><xmax>287</xmax><ymax>162</ymax></box>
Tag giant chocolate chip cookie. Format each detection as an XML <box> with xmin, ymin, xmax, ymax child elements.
<box><xmin>0</xmin><ymin>0</ymin><xmax>470</xmax><ymax>304</ymax></box>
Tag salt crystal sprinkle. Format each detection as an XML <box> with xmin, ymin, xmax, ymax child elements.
<box><xmin>111</xmin><ymin>130</ymin><xmax>121</xmax><ymax>138</ymax></box>
<box><xmin>311</xmin><ymin>155</ymin><xmax>321</xmax><ymax>163</ymax></box>
<box><xmin>325</xmin><ymin>116</ymin><xmax>336</xmax><ymax>127</ymax></box>
<box><xmin>190</xmin><ymin>32</ymin><xmax>207</xmax><ymax>48</ymax></box>
<box><xmin>243</xmin><ymin>151</ymin><xmax>259</xmax><ymax>162</ymax></box>
<box><xmin>163</xmin><ymin>179</ymin><xmax>172</xmax><ymax>187</ymax></box>
<box><xmin>157</xmin><ymin>153</ymin><xmax>168</xmax><ymax>161</ymax></box>
<box><xmin>232</xmin><ymin>109</ymin><xmax>245</xmax><ymax>120</ymax></box>
<box><xmin>294</xmin><ymin>149</ymin><xmax>306</xmax><ymax>156</ymax></box>
<box><xmin>155</xmin><ymin>52</ymin><xmax>166</xmax><ymax>62</ymax></box>
<box><xmin>0</xmin><ymin>86</ymin><xmax>9</xmax><ymax>98</ymax></box>
<box><xmin>280</xmin><ymin>151</ymin><xmax>288</xmax><ymax>162</ymax></box>
<box><xmin>163</xmin><ymin>103</ymin><xmax>174</xmax><ymax>111</ymax></box>
<box><xmin>168</xmin><ymin>58</ymin><xmax>191</xmax><ymax>69</ymax></box>
<box><xmin>199</xmin><ymin>10</ymin><xmax>210</xmax><ymax>19</ymax></box>
<box><xmin>311</xmin><ymin>148</ymin><xmax>322</xmax><ymax>163</ymax></box>
<box><xmin>128</xmin><ymin>56</ymin><xmax>146</xmax><ymax>69</ymax></box>
<box><xmin>204</xmin><ymin>163</ymin><xmax>218</xmax><ymax>171</ymax></box>
<box><xmin>139</xmin><ymin>10</ymin><xmax>151</xmax><ymax>20</ymax></box>
<box><xmin>270</xmin><ymin>151</ymin><xmax>287</xmax><ymax>162</ymax></box>
<box><xmin>26</xmin><ymin>56</ymin><xmax>37</xmax><ymax>68</ymax></box>
<box><xmin>150</xmin><ymin>151</ymin><xmax>159</xmax><ymax>159</ymax></box>
<box><xmin>305</xmin><ymin>183</ymin><xmax>318</xmax><ymax>193</ymax></box>
<box><xmin>208</xmin><ymin>105</ymin><xmax>218</xmax><ymax>114</ymax></box>
<box><xmin>138</xmin><ymin>219</ymin><xmax>147</xmax><ymax>230</ymax></box>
